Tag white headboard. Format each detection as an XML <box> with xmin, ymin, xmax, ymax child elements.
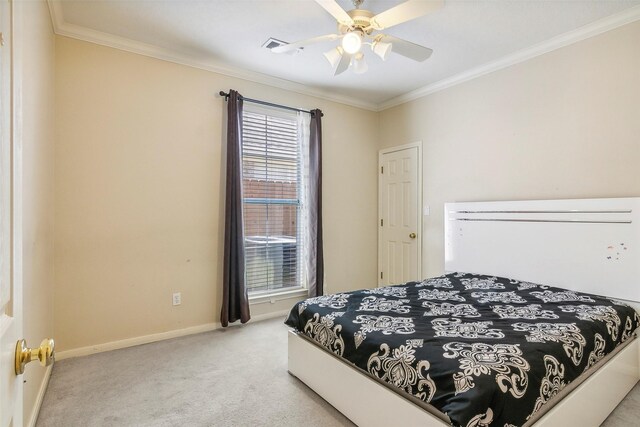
<box><xmin>444</xmin><ymin>198</ymin><xmax>640</xmax><ymax>303</ymax></box>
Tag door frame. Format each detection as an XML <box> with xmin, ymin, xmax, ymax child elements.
<box><xmin>13</xmin><ymin>0</ymin><xmax>24</xmax><ymax>422</ymax></box>
<box><xmin>0</xmin><ymin>0</ymin><xmax>24</xmax><ymax>425</ymax></box>
<box><xmin>377</xmin><ymin>141</ymin><xmax>423</xmax><ymax>286</ymax></box>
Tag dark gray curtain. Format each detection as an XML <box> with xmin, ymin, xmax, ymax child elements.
<box><xmin>221</xmin><ymin>90</ymin><xmax>250</xmax><ymax>327</ymax></box>
<box><xmin>308</xmin><ymin>110</ymin><xmax>324</xmax><ymax>297</ymax></box>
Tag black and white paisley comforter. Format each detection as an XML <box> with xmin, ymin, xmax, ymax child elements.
<box><xmin>285</xmin><ymin>273</ymin><xmax>640</xmax><ymax>427</ymax></box>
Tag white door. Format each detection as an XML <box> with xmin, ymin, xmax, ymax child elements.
<box><xmin>378</xmin><ymin>143</ymin><xmax>422</xmax><ymax>286</ymax></box>
<box><xmin>0</xmin><ymin>1</ymin><xmax>22</xmax><ymax>425</ymax></box>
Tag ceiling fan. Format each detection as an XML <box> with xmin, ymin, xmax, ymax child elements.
<box><xmin>271</xmin><ymin>0</ymin><xmax>443</xmax><ymax>75</ymax></box>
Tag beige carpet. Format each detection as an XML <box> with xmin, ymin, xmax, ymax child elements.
<box><xmin>37</xmin><ymin>317</ymin><xmax>639</xmax><ymax>426</ymax></box>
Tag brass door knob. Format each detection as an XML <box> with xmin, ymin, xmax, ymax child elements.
<box><xmin>15</xmin><ymin>338</ymin><xmax>55</xmax><ymax>375</ymax></box>
<box><xmin>409</xmin><ymin>232</ymin><xmax>417</xmax><ymax>239</ymax></box>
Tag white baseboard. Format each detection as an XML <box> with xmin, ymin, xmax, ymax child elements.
<box><xmin>27</xmin><ymin>364</ymin><xmax>52</xmax><ymax>427</ymax></box>
<box><xmin>56</xmin><ymin>309</ymin><xmax>290</xmax><ymax>360</ymax></box>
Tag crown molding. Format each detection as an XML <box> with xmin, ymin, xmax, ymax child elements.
<box><xmin>47</xmin><ymin>1</ymin><xmax>640</xmax><ymax>113</ymax></box>
<box><xmin>46</xmin><ymin>1</ymin><xmax>379</xmax><ymax>112</ymax></box>
<box><xmin>377</xmin><ymin>4</ymin><xmax>640</xmax><ymax>111</ymax></box>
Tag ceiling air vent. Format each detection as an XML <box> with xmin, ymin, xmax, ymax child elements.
<box><xmin>262</xmin><ymin>38</ymin><xmax>302</xmax><ymax>53</ymax></box>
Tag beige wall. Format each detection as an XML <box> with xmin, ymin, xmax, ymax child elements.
<box><xmin>21</xmin><ymin>0</ymin><xmax>56</xmax><ymax>424</ymax></box>
<box><xmin>54</xmin><ymin>37</ymin><xmax>379</xmax><ymax>352</ymax></box>
<box><xmin>379</xmin><ymin>21</ymin><xmax>640</xmax><ymax>278</ymax></box>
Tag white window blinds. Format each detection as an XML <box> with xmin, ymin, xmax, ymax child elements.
<box><xmin>242</xmin><ymin>108</ymin><xmax>305</xmax><ymax>295</ymax></box>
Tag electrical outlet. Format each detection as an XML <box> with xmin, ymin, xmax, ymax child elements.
<box><xmin>172</xmin><ymin>292</ymin><xmax>181</xmax><ymax>306</ymax></box>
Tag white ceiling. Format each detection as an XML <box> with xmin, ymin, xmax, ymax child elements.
<box><xmin>53</xmin><ymin>0</ymin><xmax>640</xmax><ymax>109</ymax></box>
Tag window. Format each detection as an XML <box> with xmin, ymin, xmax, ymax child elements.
<box><xmin>241</xmin><ymin>106</ymin><xmax>307</xmax><ymax>296</ymax></box>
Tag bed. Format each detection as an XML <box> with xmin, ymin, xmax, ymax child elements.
<box><xmin>285</xmin><ymin>198</ymin><xmax>640</xmax><ymax>427</ymax></box>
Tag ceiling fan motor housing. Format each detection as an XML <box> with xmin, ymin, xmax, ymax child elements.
<box><xmin>339</xmin><ymin>9</ymin><xmax>374</xmax><ymax>35</ymax></box>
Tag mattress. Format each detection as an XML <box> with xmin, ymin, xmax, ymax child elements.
<box><xmin>285</xmin><ymin>272</ymin><xmax>640</xmax><ymax>427</ymax></box>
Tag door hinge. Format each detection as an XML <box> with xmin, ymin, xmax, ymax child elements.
<box><xmin>380</xmin><ymin>219</ymin><xmax>383</xmax><ymax>226</ymax></box>
<box><xmin>381</xmin><ymin>166</ymin><xmax>384</xmax><ymax>174</ymax></box>
<box><xmin>380</xmin><ymin>272</ymin><xmax>383</xmax><ymax>279</ymax></box>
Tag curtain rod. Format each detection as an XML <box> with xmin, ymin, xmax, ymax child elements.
<box><xmin>219</xmin><ymin>91</ymin><xmax>323</xmax><ymax>117</ymax></box>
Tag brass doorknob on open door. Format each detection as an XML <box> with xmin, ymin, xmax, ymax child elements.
<box><xmin>15</xmin><ymin>338</ymin><xmax>55</xmax><ymax>375</ymax></box>
<box><xmin>409</xmin><ymin>232</ymin><xmax>417</xmax><ymax>239</ymax></box>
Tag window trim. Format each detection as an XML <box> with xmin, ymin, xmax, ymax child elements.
<box><xmin>241</xmin><ymin>104</ymin><xmax>308</xmax><ymax>297</ymax></box>
<box><xmin>248</xmin><ymin>287</ymin><xmax>308</xmax><ymax>305</ymax></box>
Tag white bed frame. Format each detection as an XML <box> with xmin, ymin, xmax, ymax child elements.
<box><xmin>289</xmin><ymin>197</ymin><xmax>640</xmax><ymax>426</ymax></box>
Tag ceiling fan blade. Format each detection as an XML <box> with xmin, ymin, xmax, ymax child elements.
<box><xmin>334</xmin><ymin>52</ymin><xmax>352</xmax><ymax>76</ymax></box>
<box><xmin>371</xmin><ymin>0</ymin><xmax>444</xmax><ymax>30</ymax></box>
<box><xmin>314</xmin><ymin>0</ymin><xmax>354</xmax><ymax>25</ymax></box>
<box><xmin>380</xmin><ymin>35</ymin><xmax>433</xmax><ymax>61</ymax></box>
<box><xmin>271</xmin><ymin>34</ymin><xmax>340</xmax><ymax>53</ymax></box>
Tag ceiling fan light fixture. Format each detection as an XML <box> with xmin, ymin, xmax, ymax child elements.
<box><xmin>323</xmin><ymin>46</ymin><xmax>344</xmax><ymax>68</ymax></box>
<box><xmin>342</xmin><ymin>31</ymin><xmax>362</xmax><ymax>55</ymax></box>
<box><xmin>353</xmin><ymin>52</ymin><xmax>368</xmax><ymax>74</ymax></box>
<box><xmin>275</xmin><ymin>0</ymin><xmax>439</xmax><ymax>76</ymax></box>
<box><xmin>372</xmin><ymin>40</ymin><xmax>392</xmax><ymax>61</ymax></box>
